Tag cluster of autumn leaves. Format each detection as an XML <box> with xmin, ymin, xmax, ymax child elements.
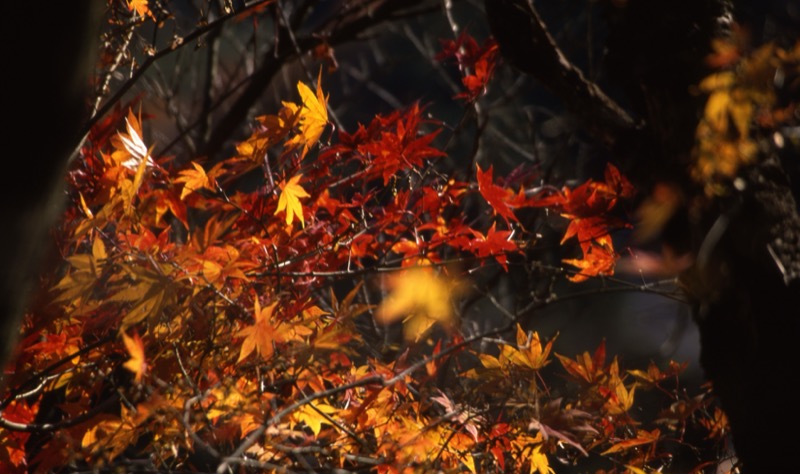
<box><xmin>0</xmin><ymin>17</ymin><xmax>743</xmax><ymax>474</ymax></box>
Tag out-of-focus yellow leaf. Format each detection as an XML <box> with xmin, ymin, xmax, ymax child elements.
<box><xmin>704</xmin><ymin>91</ymin><xmax>731</xmax><ymax>132</ymax></box>
<box><xmin>697</xmin><ymin>71</ymin><xmax>734</xmax><ymax>92</ymax></box>
<box><xmin>122</xmin><ymin>332</ymin><xmax>147</xmax><ymax>383</ymax></box>
<box><xmin>375</xmin><ymin>268</ymin><xmax>463</xmax><ymax>342</ymax></box>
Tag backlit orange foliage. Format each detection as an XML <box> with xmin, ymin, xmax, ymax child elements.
<box><xmin>4</xmin><ymin>3</ymin><xmax>783</xmax><ymax>473</ymax></box>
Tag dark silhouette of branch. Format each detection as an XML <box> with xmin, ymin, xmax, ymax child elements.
<box><xmin>484</xmin><ymin>0</ymin><xmax>640</xmax><ymax>148</ymax></box>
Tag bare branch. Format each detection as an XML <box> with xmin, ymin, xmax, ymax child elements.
<box><xmin>484</xmin><ymin>0</ymin><xmax>640</xmax><ymax>148</ymax></box>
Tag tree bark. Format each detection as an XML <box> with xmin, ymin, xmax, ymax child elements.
<box><xmin>0</xmin><ymin>2</ymin><xmax>102</xmax><ymax>380</ymax></box>
<box><xmin>485</xmin><ymin>0</ymin><xmax>800</xmax><ymax>471</ymax></box>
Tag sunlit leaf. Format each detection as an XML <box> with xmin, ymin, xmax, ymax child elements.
<box><xmin>122</xmin><ymin>331</ymin><xmax>147</xmax><ymax>383</ymax></box>
<box><xmin>237</xmin><ymin>299</ymin><xmax>280</xmax><ymax>362</ymax></box>
<box><xmin>375</xmin><ymin>268</ymin><xmax>463</xmax><ymax>341</ymax></box>
<box><xmin>285</xmin><ymin>70</ymin><xmax>329</xmax><ymax>158</ymax></box>
<box><xmin>292</xmin><ymin>401</ymin><xmax>337</xmax><ymax>436</ymax></box>
<box><xmin>175</xmin><ymin>161</ymin><xmax>216</xmax><ymax>200</ymax></box>
<box><xmin>275</xmin><ymin>174</ymin><xmax>310</xmax><ymax>227</ymax></box>
<box><xmin>529</xmin><ymin>444</ymin><xmax>554</xmax><ymax>474</ymax></box>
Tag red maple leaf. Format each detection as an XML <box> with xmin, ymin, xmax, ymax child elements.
<box><xmin>476</xmin><ymin>164</ymin><xmax>527</xmax><ymax>224</ymax></box>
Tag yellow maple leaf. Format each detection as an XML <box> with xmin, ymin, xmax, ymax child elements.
<box><xmin>292</xmin><ymin>401</ymin><xmax>337</xmax><ymax>436</ymax></box>
<box><xmin>529</xmin><ymin>444</ymin><xmax>555</xmax><ymax>474</ymax></box>
<box><xmin>237</xmin><ymin>300</ymin><xmax>280</xmax><ymax>362</ymax></box>
<box><xmin>285</xmin><ymin>70</ymin><xmax>329</xmax><ymax>158</ymax></box>
<box><xmin>122</xmin><ymin>332</ymin><xmax>147</xmax><ymax>383</ymax></box>
<box><xmin>375</xmin><ymin>268</ymin><xmax>463</xmax><ymax>341</ymax></box>
<box><xmin>274</xmin><ymin>174</ymin><xmax>310</xmax><ymax>227</ymax></box>
<box><xmin>500</xmin><ymin>325</ymin><xmax>555</xmax><ymax>371</ymax></box>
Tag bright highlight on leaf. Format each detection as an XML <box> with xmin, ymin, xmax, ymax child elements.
<box><xmin>122</xmin><ymin>332</ymin><xmax>147</xmax><ymax>383</ymax></box>
<box><xmin>285</xmin><ymin>70</ymin><xmax>329</xmax><ymax>158</ymax></box>
<box><xmin>117</xmin><ymin>109</ymin><xmax>156</xmax><ymax>171</ymax></box>
<box><xmin>275</xmin><ymin>174</ymin><xmax>310</xmax><ymax>227</ymax></box>
<box><xmin>127</xmin><ymin>0</ymin><xmax>156</xmax><ymax>20</ymax></box>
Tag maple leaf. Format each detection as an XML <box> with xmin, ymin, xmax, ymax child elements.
<box><xmin>111</xmin><ymin>264</ymin><xmax>176</xmax><ymax>329</ymax></box>
<box><xmin>275</xmin><ymin>174</ymin><xmax>311</xmax><ymax>227</ymax></box>
<box><xmin>237</xmin><ymin>299</ymin><xmax>281</xmax><ymax>362</ymax></box>
<box><xmin>175</xmin><ymin>161</ymin><xmax>216</xmax><ymax>200</ymax></box>
<box><xmin>375</xmin><ymin>268</ymin><xmax>463</xmax><ymax>341</ymax></box>
<box><xmin>127</xmin><ymin>0</ymin><xmax>155</xmax><ymax>20</ymax></box>
<box><xmin>1</xmin><ymin>400</ymin><xmax>36</xmax><ymax>468</ymax></box>
<box><xmin>292</xmin><ymin>401</ymin><xmax>338</xmax><ymax>436</ymax></box>
<box><xmin>476</xmin><ymin>164</ymin><xmax>526</xmax><ymax>224</ymax></box>
<box><xmin>556</xmin><ymin>340</ymin><xmax>607</xmax><ymax>385</ymax></box>
<box><xmin>529</xmin><ymin>444</ymin><xmax>555</xmax><ymax>474</ymax></box>
<box><xmin>562</xmin><ymin>239</ymin><xmax>618</xmax><ymax>283</ymax></box>
<box><xmin>357</xmin><ymin>103</ymin><xmax>446</xmax><ymax>184</ymax></box>
<box><xmin>452</xmin><ymin>223</ymin><xmax>519</xmax><ymax>270</ymax></box>
<box><xmin>501</xmin><ymin>325</ymin><xmax>555</xmax><ymax>371</ymax></box>
<box><xmin>436</xmin><ymin>30</ymin><xmax>499</xmax><ymax>102</ymax></box>
<box><xmin>599</xmin><ymin>358</ymin><xmax>637</xmax><ymax>415</ymax></box>
<box><xmin>285</xmin><ymin>70</ymin><xmax>329</xmax><ymax>158</ymax></box>
<box><xmin>122</xmin><ymin>331</ymin><xmax>147</xmax><ymax>383</ymax></box>
<box><xmin>115</xmin><ymin>109</ymin><xmax>156</xmax><ymax>171</ymax></box>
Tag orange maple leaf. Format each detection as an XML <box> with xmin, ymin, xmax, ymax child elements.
<box><xmin>275</xmin><ymin>174</ymin><xmax>310</xmax><ymax>227</ymax></box>
<box><xmin>237</xmin><ymin>299</ymin><xmax>280</xmax><ymax>362</ymax></box>
<box><xmin>175</xmin><ymin>161</ymin><xmax>216</xmax><ymax>200</ymax></box>
<box><xmin>122</xmin><ymin>332</ymin><xmax>147</xmax><ymax>383</ymax></box>
<box><xmin>127</xmin><ymin>0</ymin><xmax>155</xmax><ymax>20</ymax></box>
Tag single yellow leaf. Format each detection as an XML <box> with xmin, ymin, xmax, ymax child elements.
<box><xmin>375</xmin><ymin>268</ymin><xmax>463</xmax><ymax>341</ymax></box>
<box><xmin>529</xmin><ymin>444</ymin><xmax>554</xmax><ymax>474</ymax></box>
<box><xmin>285</xmin><ymin>70</ymin><xmax>329</xmax><ymax>158</ymax></box>
<box><xmin>274</xmin><ymin>174</ymin><xmax>310</xmax><ymax>227</ymax></box>
<box><xmin>122</xmin><ymin>332</ymin><xmax>147</xmax><ymax>383</ymax></box>
<box><xmin>292</xmin><ymin>401</ymin><xmax>337</xmax><ymax>436</ymax></box>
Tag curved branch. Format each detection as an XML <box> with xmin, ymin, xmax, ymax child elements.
<box><xmin>484</xmin><ymin>0</ymin><xmax>640</xmax><ymax>148</ymax></box>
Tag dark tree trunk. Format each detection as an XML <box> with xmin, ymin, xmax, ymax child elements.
<box><xmin>485</xmin><ymin>0</ymin><xmax>800</xmax><ymax>471</ymax></box>
<box><xmin>0</xmin><ymin>2</ymin><xmax>102</xmax><ymax>379</ymax></box>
